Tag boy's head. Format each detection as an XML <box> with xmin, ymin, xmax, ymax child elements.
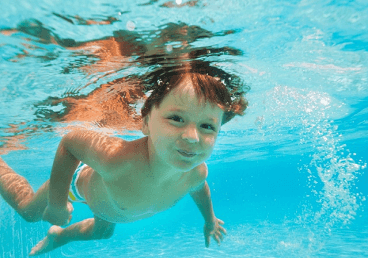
<box><xmin>141</xmin><ymin>73</ymin><xmax>227</xmax><ymax>171</ymax></box>
<box><xmin>141</xmin><ymin>65</ymin><xmax>248</xmax><ymax>125</ymax></box>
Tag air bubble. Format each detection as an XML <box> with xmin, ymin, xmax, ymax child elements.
<box><xmin>166</xmin><ymin>45</ymin><xmax>173</xmax><ymax>52</ymax></box>
<box><xmin>126</xmin><ymin>20</ymin><xmax>136</xmax><ymax>31</ymax></box>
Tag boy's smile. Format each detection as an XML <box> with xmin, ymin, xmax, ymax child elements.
<box><xmin>143</xmin><ymin>77</ymin><xmax>224</xmax><ymax>174</ymax></box>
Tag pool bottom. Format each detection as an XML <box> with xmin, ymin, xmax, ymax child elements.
<box><xmin>1</xmin><ymin>201</ymin><xmax>368</xmax><ymax>258</ymax></box>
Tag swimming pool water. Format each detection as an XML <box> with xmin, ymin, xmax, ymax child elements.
<box><xmin>1</xmin><ymin>0</ymin><xmax>368</xmax><ymax>257</ymax></box>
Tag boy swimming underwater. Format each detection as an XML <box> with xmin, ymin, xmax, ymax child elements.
<box><xmin>0</xmin><ymin>65</ymin><xmax>247</xmax><ymax>256</ymax></box>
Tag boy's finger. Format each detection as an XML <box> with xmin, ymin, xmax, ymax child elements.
<box><xmin>219</xmin><ymin>226</ymin><xmax>227</xmax><ymax>235</ymax></box>
<box><xmin>205</xmin><ymin>235</ymin><xmax>210</xmax><ymax>248</ymax></box>
<box><xmin>217</xmin><ymin>219</ymin><xmax>224</xmax><ymax>225</ymax></box>
<box><xmin>214</xmin><ymin>234</ymin><xmax>221</xmax><ymax>245</ymax></box>
<box><xmin>217</xmin><ymin>231</ymin><xmax>224</xmax><ymax>241</ymax></box>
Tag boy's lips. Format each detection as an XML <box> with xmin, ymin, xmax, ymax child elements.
<box><xmin>177</xmin><ymin>149</ymin><xmax>198</xmax><ymax>158</ymax></box>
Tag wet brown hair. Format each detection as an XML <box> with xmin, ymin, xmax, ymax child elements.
<box><xmin>141</xmin><ymin>62</ymin><xmax>248</xmax><ymax>125</ymax></box>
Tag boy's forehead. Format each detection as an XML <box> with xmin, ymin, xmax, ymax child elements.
<box><xmin>157</xmin><ymin>83</ymin><xmax>224</xmax><ymax>119</ymax></box>
<box><xmin>164</xmin><ymin>82</ymin><xmax>204</xmax><ymax>107</ymax></box>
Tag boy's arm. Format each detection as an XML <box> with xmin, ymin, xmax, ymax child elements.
<box><xmin>47</xmin><ymin>138</ymin><xmax>79</xmax><ymax>209</ymax></box>
<box><xmin>189</xmin><ymin>181</ymin><xmax>216</xmax><ymax>225</ymax></box>
<box><xmin>189</xmin><ymin>165</ymin><xmax>227</xmax><ymax>247</ymax></box>
<box><xmin>45</xmin><ymin>130</ymin><xmax>126</xmax><ymax>224</ymax></box>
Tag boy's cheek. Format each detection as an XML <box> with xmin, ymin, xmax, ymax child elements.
<box><xmin>203</xmin><ymin>136</ymin><xmax>216</xmax><ymax>146</ymax></box>
<box><xmin>160</xmin><ymin>127</ymin><xmax>180</xmax><ymax>138</ymax></box>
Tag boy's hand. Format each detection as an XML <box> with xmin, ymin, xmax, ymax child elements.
<box><xmin>42</xmin><ymin>202</ymin><xmax>74</xmax><ymax>226</ymax></box>
<box><xmin>203</xmin><ymin>218</ymin><xmax>227</xmax><ymax>247</ymax></box>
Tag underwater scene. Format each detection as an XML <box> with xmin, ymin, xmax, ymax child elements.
<box><xmin>1</xmin><ymin>0</ymin><xmax>368</xmax><ymax>257</ymax></box>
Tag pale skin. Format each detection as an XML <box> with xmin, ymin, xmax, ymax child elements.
<box><xmin>0</xmin><ymin>78</ymin><xmax>227</xmax><ymax>256</ymax></box>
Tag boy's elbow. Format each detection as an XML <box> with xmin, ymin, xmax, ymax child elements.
<box><xmin>59</xmin><ymin>130</ymin><xmax>89</xmax><ymax>161</ymax></box>
<box><xmin>94</xmin><ymin>224</ymin><xmax>115</xmax><ymax>240</ymax></box>
<box><xmin>59</xmin><ymin>131</ymin><xmax>76</xmax><ymax>151</ymax></box>
<box><xmin>100</xmin><ymin>228</ymin><xmax>115</xmax><ymax>239</ymax></box>
<box><xmin>190</xmin><ymin>180</ymin><xmax>208</xmax><ymax>196</ymax></box>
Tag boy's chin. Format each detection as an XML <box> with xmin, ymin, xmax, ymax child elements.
<box><xmin>171</xmin><ymin>160</ymin><xmax>201</xmax><ymax>172</ymax></box>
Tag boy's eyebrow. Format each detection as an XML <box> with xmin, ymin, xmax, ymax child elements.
<box><xmin>206</xmin><ymin>117</ymin><xmax>219</xmax><ymax>124</ymax></box>
<box><xmin>167</xmin><ymin>107</ymin><xmax>184</xmax><ymax>112</ymax></box>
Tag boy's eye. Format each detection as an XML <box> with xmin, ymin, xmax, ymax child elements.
<box><xmin>201</xmin><ymin>124</ymin><xmax>216</xmax><ymax>131</ymax></box>
<box><xmin>169</xmin><ymin>115</ymin><xmax>184</xmax><ymax>122</ymax></box>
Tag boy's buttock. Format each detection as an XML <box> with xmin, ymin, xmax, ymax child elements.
<box><xmin>74</xmin><ymin>165</ymin><xmax>92</xmax><ymax>200</ymax></box>
<box><xmin>68</xmin><ymin>163</ymin><xmax>89</xmax><ymax>203</ymax></box>
<box><xmin>74</xmin><ymin>165</ymin><xmax>133</xmax><ymax>223</ymax></box>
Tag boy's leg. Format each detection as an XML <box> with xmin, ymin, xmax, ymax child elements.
<box><xmin>0</xmin><ymin>157</ymin><xmax>49</xmax><ymax>222</ymax></box>
<box><xmin>30</xmin><ymin>215</ymin><xmax>116</xmax><ymax>256</ymax></box>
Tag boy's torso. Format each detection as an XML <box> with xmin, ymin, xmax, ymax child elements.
<box><xmin>76</xmin><ymin>137</ymin><xmax>201</xmax><ymax>223</ymax></box>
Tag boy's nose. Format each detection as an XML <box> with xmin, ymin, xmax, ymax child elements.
<box><xmin>182</xmin><ymin>125</ymin><xmax>199</xmax><ymax>143</ymax></box>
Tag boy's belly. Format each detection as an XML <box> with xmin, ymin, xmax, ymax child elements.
<box><xmin>77</xmin><ymin>167</ymin><xmax>181</xmax><ymax>223</ymax></box>
<box><xmin>76</xmin><ymin>167</ymin><xmax>131</xmax><ymax>222</ymax></box>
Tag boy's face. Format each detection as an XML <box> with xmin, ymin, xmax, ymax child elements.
<box><xmin>143</xmin><ymin>78</ymin><xmax>224</xmax><ymax>172</ymax></box>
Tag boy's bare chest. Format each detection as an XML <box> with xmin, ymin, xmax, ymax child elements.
<box><xmin>105</xmin><ymin>172</ymin><xmax>192</xmax><ymax>214</ymax></box>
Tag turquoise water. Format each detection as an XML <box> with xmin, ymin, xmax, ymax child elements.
<box><xmin>1</xmin><ymin>0</ymin><xmax>368</xmax><ymax>257</ymax></box>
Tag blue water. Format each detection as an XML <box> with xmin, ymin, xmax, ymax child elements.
<box><xmin>1</xmin><ymin>0</ymin><xmax>368</xmax><ymax>257</ymax></box>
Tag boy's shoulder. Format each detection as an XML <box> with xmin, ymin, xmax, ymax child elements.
<box><xmin>106</xmin><ymin>136</ymin><xmax>147</xmax><ymax>158</ymax></box>
<box><xmin>187</xmin><ymin>163</ymin><xmax>208</xmax><ymax>190</ymax></box>
<box><xmin>193</xmin><ymin>163</ymin><xmax>208</xmax><ymax>178</ymax></box>
<box><xmin>98</xmin><ymin>136</ymin><xmax>148</xmax><ymax>180</ymax></box>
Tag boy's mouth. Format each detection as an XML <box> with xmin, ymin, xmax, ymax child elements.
<box><xmin>177</xmin><ymin>149</ymin><xmax>197</xmax><ymax>158</ymax></box>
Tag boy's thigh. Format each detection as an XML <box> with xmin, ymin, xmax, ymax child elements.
<box><xmin>93</xmin><ymin>215</ymin><xmax>116</xmax><ymax>239</ymax></box>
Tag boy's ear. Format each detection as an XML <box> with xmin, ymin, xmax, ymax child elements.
<box><xmin>142</xmin><ymin>116</ymin><xmax>149</xmax><ymax>136</ymax></box>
